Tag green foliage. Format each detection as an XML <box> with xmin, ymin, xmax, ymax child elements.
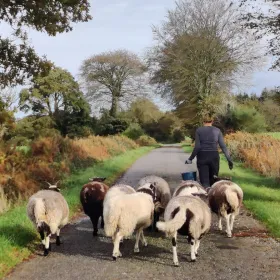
<box><xmin>122</xmin><ymin>123</ymin><xmax>145</xmax><ymax>140</ymax></box>
<box><xmin>144</xmin><ymin>112</ymin><xmax>184</xmax><ymax>143</ymax></box>
<box><xmin>96</xmin><ymin>111</ymin><xmax>128</xmax><ymax>136</ymax></box>
<box><xmin>0</xmin><ymin>1</ymin><xmax>92</xmax><ymax>87</ymax></box>
<box><xmin>19</xmin><ymin>67</ymin><xmax>93</xmax><ymax>138</ymax></box>
<box><xmin>231</xmin><ymin>105</ymin><xmax>267</xmax><ymax>133</ymax></box>
<box><xmin>122</xmin><ymin>98</ymin><xmax>163</xmax><ymax>126</ymax></box>
<box><xmin>136</xmin><ymin>135</ymin><xmax>157</xmax><ymax>146</ymax></box>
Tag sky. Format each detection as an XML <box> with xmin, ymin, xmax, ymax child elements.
<box><xmin>2</xmin><ymin>0</ymin><xmax>280</xmax><ymax>116</ymax></box>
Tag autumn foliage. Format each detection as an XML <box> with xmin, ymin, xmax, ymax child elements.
<box><xmin>225</xmin><ymin>132</ymin><xmax>280</xmax><ymax>179</ymax></box>
<box><xmin>0</xmin><ymin>135</ymin><xmax>138</xmax><ymax>211</ymax></box>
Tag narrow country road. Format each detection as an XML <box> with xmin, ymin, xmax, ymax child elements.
<box><xmin>5</xmin><ymin>147</ymin><xmax>280</xmax><ymax>280</ymax></box>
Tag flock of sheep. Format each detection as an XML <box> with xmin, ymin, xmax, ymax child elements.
<box><xmin>26</xmin><ymin>175</ymin><xmax>243</xmax><ymax>266</ymax></box>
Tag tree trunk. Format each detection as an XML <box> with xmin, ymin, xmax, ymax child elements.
<box><xmin>110</xmin><ymin>94</ymin><xmax>118</xmax><ymax>117</ymax></box>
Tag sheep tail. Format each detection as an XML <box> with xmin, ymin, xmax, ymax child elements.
<box><xmin>156</xmin><ymin>206</ymin><xmax>186</xmax><ymax>236</ymax></box>
<box><xmin>34</xmin><ymin>198</ymin><xmax>51</xmax><ymax>234</ymax></box>
<box><xmin>225</xmin><ymin>189</ymin><xmax>240</xmax><ymax>214</ymax></box>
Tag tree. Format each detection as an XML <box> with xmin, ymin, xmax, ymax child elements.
<box><xmin>240</xmin><ymin>0</ymin><xmax>280</xmax><ymax>70</ymax></box>
<box><xmin>0</xmin><ymin>0</ymin><xmax>92</xmax><ymax>87</ymax></box>
<box><xmin>80</xmin><ymin>50</ymin><xmax>147</xmax><ymax>117</ymax></box>
<box><xmin>122</xmin><ymin>98</ymin><xmax>163</xmax><ymax>126</ymax></box>
<box><xmin>19</xmin><ymin>67</ymin><xmax>93</xmax><ymax>137</ymax></box>
<box><xmin>148</xmin><ymin>0</ymin><xmax>261</xmax><ymax>126</ymax></box>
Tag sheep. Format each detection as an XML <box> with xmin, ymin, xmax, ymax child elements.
<box><xmin>208</xmin><ymin>179</ymin><xmax>243</xmax><ymax>238</ymax></box>
<box><xmin>80</xmin><ymin>177</ymin><xmax>109</xmax><ymax>236</ymax></box>
<box><xmin>173</xmin><ymin>180</ymin><xmax>207</xmax><ymax>198</ymax></box>
<box><xmin>103</xmin><ymin>183</ymin><xmax>135</xmax><ymax>205</ymax></box>
<box><xmin>156</xmin><ymin>195</ymin><xmax>211</xmax><ymax>266</ymax></box>
<box><xmin>26</xmin><ymin>182</ymin><xmax>69</xmax><ymax>256</ymax></box>
<box><xmin>137</xmin><ymin>175</ymin><xmax>171</xmax><ymax>230</ymax></box>
<box><xmin>103</xmin><ymin>183</ymin><xmax>155</xmax><ymax>260</ymax></box>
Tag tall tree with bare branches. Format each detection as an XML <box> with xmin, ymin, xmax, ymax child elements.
<box><xmin>80</xmin><ymin>50</ymin><xmax>147</xmax><ymax>117</ymax></box>
<box><xmin>148</xmin><ymin>0</ymin><xmax>262</xmax><ymax>126</ymax></box>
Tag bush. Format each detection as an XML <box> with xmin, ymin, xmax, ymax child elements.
<box><xmin>225</xmin><ymin>132</ymin><xmax>280</xmax><ymax>179</ymax></box>
<box><xmin>122</xmin><ymin>123</ymin><xmax>144</xmax><ymax>140</ymax></box>
<box><xmin>96</xmin><ymin>114</ymin><xmax>128</xmax><ymax>136</ymax></box>
<box><xmin>136</xmin><ymin>135</ymin><xmax>157</xmax><ymax>146</ymax></box>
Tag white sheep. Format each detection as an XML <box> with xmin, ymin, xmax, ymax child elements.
<box><xmin>137</xmin><ymin>175</ymin><xmax>171</xmax><ymax>230</ymax></box>
<box><xmin>103</xmin><ymin>183</ymin><xmax>155</xmax><ymax>260</ymax></box>
<box><xmin>208</xmin><ymin>179</ymin><xmax>243</xmax><ymax>238</ymax></box>
<box><xmin>26</xmin><ymin>183</ymin><xmax>69</xmax><ymax>256</ymax></box>
<box><xmin>156</xmin><ymin>195</ymin><xmax>211</xmax><ymax>266</ymax></box>
<box><xmin>173</xmin><ymin>180</ymin><xmax>207</xmax><ymax>197</ymax></box>
<box><xmin>103</xmin><ymin>183</ymin><xmax>135</xmax><ymax>205</ymax></box>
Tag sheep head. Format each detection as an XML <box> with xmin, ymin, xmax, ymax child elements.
<box><xmin>45</xmin><ymin>181</ymin><xmax>61</xmax><ymax>192</ymax></box>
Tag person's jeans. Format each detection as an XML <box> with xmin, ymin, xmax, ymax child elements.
<box><xmin>197</xmin><ymin>151</ymin><xmax>219</xmax><ymax>188</ymax></box>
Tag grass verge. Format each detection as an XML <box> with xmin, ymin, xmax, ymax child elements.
<box><xmin>182</xmin><ymin>144</ymin><xmax>280</xmax><ymax>239</ymax></box>
<box><xmin>0</xmin><ymin>146</ymin><xmax>153</xmax><ymax>278</ymax></box>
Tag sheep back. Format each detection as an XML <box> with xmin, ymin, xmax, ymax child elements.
<box><xmin>208</xmin><ymin>180</ymin><xmax>243</xmax><ymax>215</ymax></box>
<box><xmin>173</xmin><ymin>180</ymin><xmax>206</xmax><ymax>197</ymax></box>
<box><xmin>27</xmin><ymin>190</ymin><xmax>69</xmax><ymax>234</ymax></box>
<box><xmin>104</xmin><ymin>192</ymin><xmax>154</xmax><ymax>237</ymax></box>
<box><xmin>138</xmin><ymin>175</ymin><xmax>171</xmax><ymax>209</ymax></box>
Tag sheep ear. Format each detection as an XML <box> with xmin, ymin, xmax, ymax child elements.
<box><xmin>45</xmin><ymin>181</ymin><xmax>52</xmax><ymax>186</ymax></box>
<box><xmin>213</xmin><ymin>175</ymin><xmax>218</xmax><ymax>179</ymax></box>
<box><xmin>150</xmin><ymin>184</ymin><xmax>155</xmax><ymax>190</ymax></box>
<box><xmin>55</xmin><ymin>180</ymin><xmax>60</xmax><ymax>186</ymax></box>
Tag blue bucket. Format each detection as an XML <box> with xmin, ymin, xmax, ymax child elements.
<box><xmin>181</xmin><ymin>171</ymin><xmax>197</xmax><ymax>181</ymax></box>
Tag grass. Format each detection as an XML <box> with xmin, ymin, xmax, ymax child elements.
<box><xmin>182</xmin><ymin>144</ymin><xmax>280</xmax><ymax>239</ymax></box>
<box><xmin>0</xmin><ymin>146</ymin><xmax>153</xmax><ymax>279</ymax></box>
<box><xmin>264</xmin><ymin>132</ymin><xmax>280</xmax><ymax>139</ymax></box>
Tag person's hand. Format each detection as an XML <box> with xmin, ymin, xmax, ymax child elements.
<box><xmin>185</xmin><ymin>159</ymin><xmax>192</xmax><ymax>164</ymax></box>
<box><xmin>228</xmin><ymin>160</ymin><xmax>233</xmax><ymax>170</ymax></box>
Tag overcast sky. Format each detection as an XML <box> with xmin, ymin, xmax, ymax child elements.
<box><xmin>3</xmin><ymin>0</ymin><xmax>280</xmax><ymax>115</ymax></box>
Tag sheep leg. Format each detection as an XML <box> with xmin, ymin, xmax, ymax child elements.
<box><xmin>218</xmin><ymin>214</ymin><xmax>223</xmax><ymax>231</ymax></box>
<box><xmin>230</xmin><ymin>213</ymin><xmax>235</xmax><ymax>231</ymax></box>
<box><xmin>140</xmin><ymin>230</ymin><xmax>148</xmax><ymax>247</ymax></box>
<box><xmin>172</xmin><ymin>232</ymin><xmax>179</xmax><ymax>266</ymax></box>
<box><xmin>134</xmin><ymin>229</ymin><xmax>141</xmax><ymax>253</ymax></box>
<box><xmin>101</xmin><ymin>215</ymin><xmax>105</xmax><ymax>229</ymax></box>
<box><xmin>225</xmin><ymin>214</ymin><xmax>232</xmax><ymax>238</ymax></box>
<box><xmin>56</xmin><ymin>229</ymin><xmax>61</xmax><ymax>246</ymax></box>
<box><xmin>195</xmin><ymin>239</ymin><xmax>200</xmax><ymax>256</ymax></box>
<box><xmin>190</xmin><ymin>239</ymin><xmax>196</xmax><ymax>262</ymax></box>
<box><xmin>153</xmin><ymin>211</ymin><xmax>159</xmax><ymax>232</ymax></box>
<box><xmin>39</xmin><ymin>230</ymin><xmax>45</xmax><ymax>245</ymax></box>
<box><xmin>44</xmin><ymin>234</ymin><xmax>51</xmax><ymax>256</ymax></box>
<box><xmin>90</xmin><ymin>216</ymin><xmax>99</xmax><ymax>236</ymax></box>
<box><xmin>112</xmin><ymin>232</ymin><xmax>122</xmax><ymax>260</ymax></box>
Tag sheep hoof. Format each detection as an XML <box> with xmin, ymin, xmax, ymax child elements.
<box><xmin>44</xmin><ymin>249</ymin><xmax>49</xmax><ymax>256</ymax></box>
<box><xmin>112</xmin><ymin>256</ymin><xmax>117</xmax><ymax>261</ymax></box>
<box><xmin>195</xmin><ymin>253</ymin><xmax>199</xmax><ymax>257</ymax></box>
<box><xmin>93</xmin><ymin>231</ymin><xmax>98</xmax><ymax>237</ymax></box>
<box><xmin>227</xmin><ymin>234</ymin><xmax>232</xmax><ymax>238</ymax></box>
<box><xmin>218</xmin><ymin>227</ymin><xmax>223</xmax><ymax>231</ymax></box>
<box><xmin>191</xmin><ymin>259</ymin><xmax>196</xmax><ymax>262</ymax></box>
<box><xmin>174</xmin><ymin>262</ymin><xmax>179</xmax><ymax>267</ymax></box>
<box><xmin>143</xmin><ymin>242</ymin><xmax>148</xmax><ymax>247</ymax></box>
<box><xmin>56</xmin><ymin>237</ymin><xmax>61</xmax><ymax>246</ymax></box>
<box><xmin>134</xmin><ymin>248</ymin><xmax>140</xmax><ymax>253</ymax></box>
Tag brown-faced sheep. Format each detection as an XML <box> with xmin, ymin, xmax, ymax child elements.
<box><xmin>208</xmin><ymin>178</ymin><xmax>243</xmax><ymax>238</ymax></box>
<box><xmin>80</xmin><ymin>177</ymin><xmax>109</xmax><ymax>236</ymax></box>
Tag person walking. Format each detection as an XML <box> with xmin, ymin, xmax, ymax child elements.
<box><xmin>185</xmin><ymin>117</ymin><xmax>233</xmax><ymax>188</ymax></box>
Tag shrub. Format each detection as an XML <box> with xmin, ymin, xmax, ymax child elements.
<box><xmin>225</xmin><ymin>132</ymin><xmax>280</xmax><ymax>179</ymax></box>
<box><xmin>122</xmin><ymin>123</ymin><xmax>145</xmax><ymax>140</ymax></box>
<box><xmin>136</xmin><ymin>135</ymin><xmax>157</xmax><ymax>146</ymax></box>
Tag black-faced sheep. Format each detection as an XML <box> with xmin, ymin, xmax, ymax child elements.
<box><xmin>103</xmin><ymin>183</ymin><xmax>156</xmax><ymax>260</ymax></box>
<box><xmin>80</xmin><ymin>177</ymin><xmax>109</xmax><ymax>236</ymax></box>
<box><xmin>156</xmin><ymin>195</ymin><xmax>211</xmax><ymax>266</ymax></box>
<box><xmin>208</xmin><ymin>179</ymin><xmax>243</xmax><ymax>238</ymax></box>
<box><xmin>26</xmin><ymin>183</ymin><xmax>69</xmax><ymax>256</ymax></box>
<box><xmin>137</xmin><ymin>175</ymin><xmax>171</xmax><ymax>230</ymax></box>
